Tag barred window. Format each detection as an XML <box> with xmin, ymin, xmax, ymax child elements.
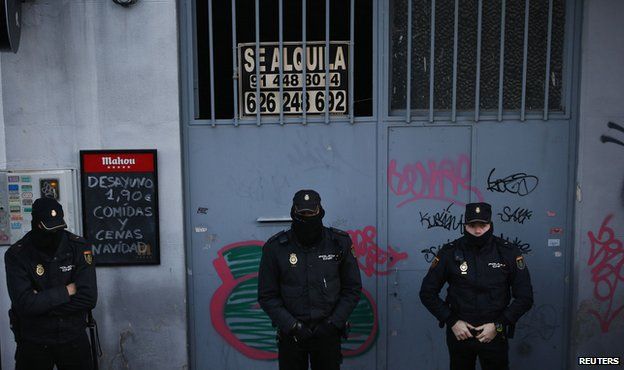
<box><xmin>390</xmin><ymin>0</ymin><xmax>566</xmax><ymax>118</ymax></box>
<box><xmin>194</xmin><ymin>0</ymin><xmax>373</xmax><ymax>121</ymax></box>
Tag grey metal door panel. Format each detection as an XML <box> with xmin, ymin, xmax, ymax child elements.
<box><xmin>474</xmin><ymin>123</ymin><xmax>570</xmax><ymax>369</ymax></box>
<box><xmin>187</xmin><ymin>124</ymin><xmax>380</xmax><ymax>369</ymax></box>
<box><xmin>387</xmin><ymin>126</ymin><xmax>473</xmax><ymax>368</ymax></box>
<box><xmin>388</xmin><ymin>269</ymin><xmax>449</xmax><ymax>370</ymax></box>
<box><xmin>387</xmin><ymin>125</ymin><xmax>474</xmax><ymax>269</ymax></box>
<box><xmin>385</xmin><ymin>124</ymin><xmax>570</xmax><ymax>369</ymax></box>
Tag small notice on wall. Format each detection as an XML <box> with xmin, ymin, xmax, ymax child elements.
<box><xmin>80</xmin><ymin>150</ymin><xmax>160</xmax><ymax>266</ymax></box>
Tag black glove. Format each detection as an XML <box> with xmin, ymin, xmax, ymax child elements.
<box><xmin>313</xmin><ymin>320</ymin><xmax>340</xmax><ymax>338</ymax></box>
<box><xmin>289</xmin><ymin>321</ymin><xmax>314</xmax><ymax>342</ymax></box>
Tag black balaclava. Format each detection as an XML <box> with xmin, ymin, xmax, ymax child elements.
<box><xmin>30</xmin><ymin>197</ymin><xmax>67</xmax><ymax>256</ymax></box>
<box><xmin>290</xmin><ymin>190</ymin><xmax>325</xmax><ymax>246</ymax></box>
<box><xmin>30</xmin><ymin>221</ymin><xmax>63</xmax><ymax>256</ymax></box>
<box><xmin>464</xmin><ymin>223</ymin><xmax>494</xmax><ymax>248</ymax></box>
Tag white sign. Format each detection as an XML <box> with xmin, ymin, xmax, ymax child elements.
<box><xmin>238</xmin><ymin>41</ymin><xmax>349</xmax><ymax>117</ymax></box>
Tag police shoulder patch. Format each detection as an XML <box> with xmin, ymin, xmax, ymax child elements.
<box><xmin>515</xmin><ymin>255</ymin><xmax>526</xmax><ymax>270</ymax></box>
<box><xmin>350</xmin><ymin>244</ymin><xmax>357</xmax><ymax>258</ymax></box>
<box><xmin>84</xmin><ymin>250</ymin><xmax>94</xmax><ymax>265</ymax></box>
<box><xmin>429</xmin><ymin>256</ymin><xmax>440</xmax><ymax>270</ymax></box>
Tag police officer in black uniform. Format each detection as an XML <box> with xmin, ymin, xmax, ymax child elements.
<box><xmin>5</xmin><ymin>197</ymin><xmax>98</xmax><ymax>370</ymax></box>
<box><xmin>420</xmin><ymin>202</ymin><xmax>533</xmax><ymax>370</ymax></box>
<box><xmin>258</xmin><ymin>190</ymin><xmax>362</xmax><ymax>370</ymax></box>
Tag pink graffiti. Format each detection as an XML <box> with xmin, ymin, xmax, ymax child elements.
<box><xmin>587</xmin><ymin>214</ymin><xmax>624</xmax><ymax>333</ymax></box>
<box><xmin>347</xmin><ymin>225</ymin><xmax>408</xmax><ymax>277</ymax></box>
<box><xmin>388</xmin><ymin>154</ymin><xmax>484</xmax><ymax>207</ymax></box>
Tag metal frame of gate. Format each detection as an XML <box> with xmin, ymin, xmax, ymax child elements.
<box><xmin>178</xmin><ymin>0</ymin><xmax>585</xmax><ymax>368</ymax></box>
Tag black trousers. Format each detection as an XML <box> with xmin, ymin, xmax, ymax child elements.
<box><xmin>15</xmin><ymin>332</ymin><xmax>93</xmax><ymax>370</ymax></box>
<box><xmin>446</xmin><ymin>329</ymin><xmax>509</xmax><ymax>370</ymax></box>
<box><xmin>278</xmin><ymin>332</ymin><xmax>342</xmax><ymax>370</ymax></box>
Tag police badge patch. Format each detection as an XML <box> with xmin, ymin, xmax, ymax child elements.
<box><xmin>84</xmin><ymin>251</ymin><xmax>93</xmax><ymax>265</ymax></box>
<box><xmin>35</xmin><ymin>264</ymin><xmax>45</xmax><ymax>276</ymax></box>
<box><xmin>516</xmin><ymin>256</ymin><xmax>526</xmax><ymax>270</ymax></box>
<box><xmin>289</xmin><ymin>253</ymin><xmax>298</xmax><ymax>265</ymax></box>
<box><xmin>460</xmin><ymin>261</ymin><xmax>468</xmax><ymax>274</ymax></box>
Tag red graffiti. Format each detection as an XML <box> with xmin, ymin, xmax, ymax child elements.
<box><xmin>587</xmin><ymin>214</ymin><xmax>624</xmax><ymax>333</ymax></box>
<box><xmin>347</xmin><ymin>225</ymin><xmax>408</xmax><ymax>277</ymax></box>
<box><xmin>388</xmin><ymin>154</ymin><xmax>484</xmax><ymax>207</ymax></box>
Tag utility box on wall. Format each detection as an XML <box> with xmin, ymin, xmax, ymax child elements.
<box><xmin>3</xmin><ymin>170</ymin><xmax>81</xmax><ymax>244</ymax></box>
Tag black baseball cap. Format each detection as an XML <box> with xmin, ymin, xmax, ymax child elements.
<box><xmin>464</xmin><ymin>202</ymin><xmax>492</xmax><ymax>224</ymax></box>
<box><xmin>32</xmin><ymin>197</ymin><xmax>67</xmax><ymax>231</ymax></box>
<box><xmin>292</xmin><ymin>189</ymin><xmax>322</xmax><ymax>215</ymax></box>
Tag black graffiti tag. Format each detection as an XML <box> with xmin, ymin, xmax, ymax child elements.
<box><xmin>516</xmin><ymin>304</ymin><xmax>558</xmax><ymax>341</ymax></box>
<box><xmin>600</xmin><ymin>121</ymin><xmax>624</xmax><ymax>148</ymax></box>
<box><xmin>421</xmin><ymin>241</ymin><xmax>451</xmax><ymax>263</ymax></box>
<box><xmin>498</xmin><ymin>206</ymin><xmax>533</xmax><ymax>224</ymax></box>
<box><xmin>487</xmin><ymin>168</ymin><xmax>539</xmax><ymax>197</ymax></box>
<box><xmin>499</xmin><ymin>233</ymin><xmax>532</xmax><ymax>255</ymax></box>
<box><xmin>600</xmin><ymin>121</ymin><xmax>624</xmax><ymax>208</ymax></box>
<box><xmin>421</xmin><ymin>245</ymin><xmax>441</xmax><ymax>263</ymax></box>
<box><xmin>419</xmin><ymin>203</ymin><xmax>464</xmax><ymax>234</ymax></box>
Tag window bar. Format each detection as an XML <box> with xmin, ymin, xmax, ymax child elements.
<box><xmin>349</xmin><ymin>0</ymin><xmax>355</xmax><ymax>124</ymax></box>
<box><xmin>429</xmin><ymin>0</ymin><xmax>436</xmax><ymax>122</ymax></box>
<box><xmin>497</xmin><ymin>0</ymin><xmax>506</xmax><ymax>121</ymax></box>
<box><xmin>520</xmin><ymin>0</ymin><xmax>530</xmax><ymax>121</ymax></box>
<box><xmin>191</xmin><ymin>0</ymin><xmax>199</xmax><ymax>119</ymax></box>
<box><xmin>451</xmin><ymin>0</ymin><xmax>459</xmax><ymax>122</ymax></box>
<box><xmin>474</xmin><ymin>0</ymin><xmax>483</xmax><ymax>122</ymax></box>
<box><xmin>543</xmin><ymin>0</ymin><xmax>553</xmax><ymax>120</ymax></box>
<box><xmin>324</xmin><ymin>0</ymin><xmax>330</xmax><ymax>124</ymax></box>
<box><xmin>302</xmin><ymin>0</ymin><xmax>308</xmax><ymax>124</ymax></box>
<box><xmin>279</xmin><ymin>0</ymin><xmax>284</xmax><ymax>125</ymax></box>
<box><xmin>208</xmin><ymin>0</ymin><xmax>216</xmax><ymax>126</ymax></box>
<box><xmin>231</xmin><ymin>0</ymin><xmax>239</xmax><ymax>126</ymax></box>
<box><xmin>254</xmin><ymin>0</ymin><xmax>261</xmax><ymax>126</ymax></box>
<box><xmin>406</xmin><ymin>0</ymin><xmax>413</xmax><ymax>123</ymax></box>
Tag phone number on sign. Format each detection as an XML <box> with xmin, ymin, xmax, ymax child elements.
<box><xmin>244</xmin><ymin>90</ymin><xmax>347</xmax><ymax>115</ymax></box>
<box><xmin>249</xmin><ymin>72</ymin><xmax>341</xmax><ymax>89</ymax></box>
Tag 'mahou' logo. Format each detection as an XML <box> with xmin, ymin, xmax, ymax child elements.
<box><xmin>102</xmin><ymin>156</ymin><xmax>136</xmax><ymax>166</ymax></box>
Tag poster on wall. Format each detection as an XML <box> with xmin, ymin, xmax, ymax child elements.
<box><xmin>4</xmin><ymin>169</ymin><xmax>81</xmax><ymax>244</ymax></box>
<box><xmin>80</xmin><ymin>150</ymin><xmax>160</xmax><ymax>266</ymax></box>
<box><xmin>238</xmin><ymin>41</ymin><xmax>349</xmax><ymax>117</ymax></box>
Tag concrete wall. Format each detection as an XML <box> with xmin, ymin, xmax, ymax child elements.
<box><xmin>572</xmin><ymin>0</ymin><xmax>624</xmax><ymax>366</ymax></box>
<box><xmin>0</xmin><ymin>1</ymin><xmax>187</xmax><ymax>369</ymax></box>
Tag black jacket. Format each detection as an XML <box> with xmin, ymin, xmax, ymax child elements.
<box><xmin>5</xmin><ymin>230</ymin><xmax>98</xmax><ymax>344</ymax></box>
<box><xmin>257</xmin><ymin>227</ymin><xmax>362</xmax><ymax>332</ymax></box>
<box><xmin>419</xmin><ymin>235</ymin><xmax>533</xmax><ymax>327</ymax></box>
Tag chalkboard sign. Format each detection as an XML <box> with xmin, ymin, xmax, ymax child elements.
<box><xmin>80</xmin><ymin>150</ymin><xmax>160</xmax><ymax>266</ymax></box>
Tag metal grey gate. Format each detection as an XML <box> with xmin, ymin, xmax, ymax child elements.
<box><xmin>383</xmin><ymin>123</ymin><xmax>572</xmax><ymax>370</ymax></box>
<box><xmin>180</xmin><ymin>0</ymin><xmax>580</xmax><ymax>368</ymax></box>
